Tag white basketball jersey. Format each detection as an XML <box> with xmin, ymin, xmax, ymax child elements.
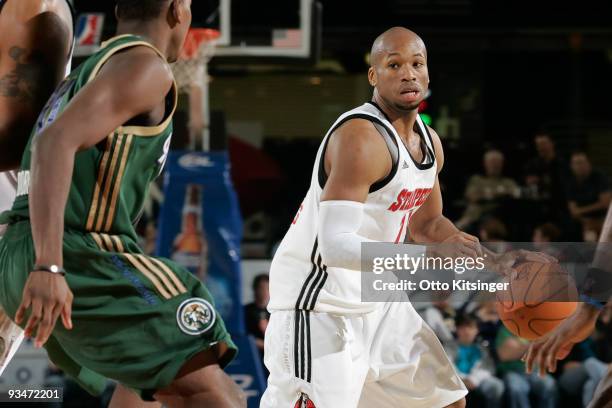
<box><xmin>268</xmin><ymin>102</ymin><xmax>438</xmax><ymax>314</ymax></box>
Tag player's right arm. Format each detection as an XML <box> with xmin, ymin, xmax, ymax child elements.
<box><xmin>15</xmin><ymin>47</ymin><xmax>174</xmax><ymax>348</ymax></box>
<box><xmin>317</xmin><ymin>119</ymin><xmax>425</xmax><ymax>271</ymax></box>
<box><xmin>320</xmin><ymin>119</ymin><xmax>392</xmax><ymax>203</ymax></box>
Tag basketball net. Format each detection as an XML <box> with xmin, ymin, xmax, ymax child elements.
<box><xmin>172</xmin><ymin>28</ymin><xmax>220</xmax><ymax>151</ymax></box>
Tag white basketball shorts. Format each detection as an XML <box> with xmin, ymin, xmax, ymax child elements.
<box><xmin>261</xmin><ymin>301</ymin><xmax>467</xmax><ymax>408</ymax></box>
<box><xmin>0</xmin><ymin>170</ymin><xmax>23</xmax><ymax>377</ymax></box>
<box><xmin>0</xmin><ymin>171</ymin><xmax>17</xmax><ymax>236</ymax></box>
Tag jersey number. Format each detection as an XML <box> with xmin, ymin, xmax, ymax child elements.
<box><xmin>157</xmin><ymin>135</ymin><xmax>172</xmax><ymax>175</ymax></box>
<box><xmin>394</xmin><ymin>209</ymin><xmax>415</xmax><ymax>243</ymax></box>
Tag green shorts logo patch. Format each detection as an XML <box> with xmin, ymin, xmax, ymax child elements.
<box><xmin>176</xmin><ymin>298</ymin><xmax>216</xmax><ymax>335</ymax></box>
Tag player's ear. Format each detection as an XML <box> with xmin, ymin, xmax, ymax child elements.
<box><xmin>170</xmin><ymin>0</ymin><xmax>188</xmax><ymax>25</ymax></box>
<box><xmin>368</xmin><ymin>66</ymin><xmax>377</xmax><ymax>87</ymax></box>
<box><xmin>114</xmin><ymin>5</ymin><xmax>119</xmax><ymax>20</ymax></box>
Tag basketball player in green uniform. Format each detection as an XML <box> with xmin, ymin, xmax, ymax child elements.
<box><xmin>0</xmin><ymin>1</ymin><xmax>244</xmax><ymax>407</ymax></box>
<box><xmin>524</xmin><ymin>204</ymin><xmax>612</xmax><ymax>408</ymax></box>
<box><xmin>0</xmin><ymin>0</ymin><xmax>74</xmax><ymax>367</ymax></box>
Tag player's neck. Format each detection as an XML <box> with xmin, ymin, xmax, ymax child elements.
<box><xmin>372</xmin><ymin>94</ymin><xmax>418</xmax><ymax>136</ymax></box>
<box><xmin>116</xmin><ymin>21</ymin><xmax>171</xmax><ymax>60</ymax></box>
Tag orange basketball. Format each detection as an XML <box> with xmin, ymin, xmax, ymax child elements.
<box><xmin>496</xmin><ymin>261</ymin><xmax>578</xmax><ymax>340</ymax></box>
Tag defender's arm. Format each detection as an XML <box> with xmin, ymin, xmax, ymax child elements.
<box><xmin>317</xmin><ymin>119</ymin><xmax>392</xmax><ymax>270</ymax></box>
<box><xmin>0</xmin><ymin>3</ymin><xmax>72</xmax><ymax>170</ymax></box>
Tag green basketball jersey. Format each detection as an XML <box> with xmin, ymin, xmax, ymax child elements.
<box><xmin>5</xmin><ymin>34</ymin><xmax>177</xmax><ymax>241</ymax></box>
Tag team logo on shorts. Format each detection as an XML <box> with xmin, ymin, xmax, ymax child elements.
<box><xmin>176</xmin><ymin>298</ymin><xmax>216</xmax><ymax>335</ymax></box>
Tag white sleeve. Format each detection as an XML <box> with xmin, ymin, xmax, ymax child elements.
<box><xmin>318</xmin><ymin>200</ymin><xmax>375</xmax><ymax>271</ymax></box>
<box><xmin>318</xmin><ymin>200</ymin><xmax>425</xmax><ymax>271</ymax></box>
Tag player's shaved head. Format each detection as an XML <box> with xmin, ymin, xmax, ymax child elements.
<box><xmin>115</xmin><ymin>0</ymin><xmax>191</xmax><ymax>62</ymax></box>
<box><xmin>370</xmin><ymin>27</ymin><xmax>426</xmax><ymax>66</ymax></box>
<box><xmin>116</xmin><ymin>0</ymin><xmax>171</xmax><ymax>21</ymax></box>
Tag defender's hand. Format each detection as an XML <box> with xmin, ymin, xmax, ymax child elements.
<box><xmin>522</xmin><ymin>303</ymin><xmax>599</xmax><ymax>376</ymax></box>
<box><xmin>15</xmin><ymin>271</ymin><xmax>73</xmax><ymax>348</ymax></box>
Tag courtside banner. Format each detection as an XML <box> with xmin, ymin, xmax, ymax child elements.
<box><xmin>157</xmin><ymin>151</ymin><xmax>244</xmax><ymax>334</ymax></box>
<box><xmin>157</xmin><ymin>152</ymin><xmax>265</xmax><ymax>407</ymax></box>
<box><xmin>360</xmin><ymin>242</ymin><xmax>612</xmax><ymax>304</ymax></box>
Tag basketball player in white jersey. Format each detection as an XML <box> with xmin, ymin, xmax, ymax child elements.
<box><xmin>261</xmin><ymin>27</ymin><xmax>494</xmax><ymax>408</ymax></box>
<box><xmin>0</xmin><ymin>0</ymin><xmax>74</xmax><ymax>377</ymax></box>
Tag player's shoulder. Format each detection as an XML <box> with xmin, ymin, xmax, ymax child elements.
<box><xmin>0</xmin><ymin>0</ymin><xmax>72</xmax><ymax>45</ymax></box>
<box><xmin>331</xmin><ymin>117</ymin><xmax>387</xmax><ymax>150</ymax></box>
<box><xmin>100</xmin><ymin>46</ymin><xmax>174</xmax><ymax>92</ymax></box>
<box><xmin>1</xmin><ymin>0</ymin><xmax>71</xmax><ymax>23</ymax></box>
<box><xmin>325</xmin><ymin>117</ymin><xmax>391</xmax><ymax>181</ymax></box>
<box><xmin>111</xmin><ymin>45</ymin><xmax>173</xmax><ymax>76</ymax></box>
<box><xmin>325</xmin><ymin>117</ymin><xmax>392</xmax><ymax>177</ymax></box>
<box><xmin>87</xmin><ymin>46</ymin><xmax>174</xmax><ymax>111</ymax></box>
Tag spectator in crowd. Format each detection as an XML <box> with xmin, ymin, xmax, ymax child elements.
<box><xmin>524</xmin><ymin>133</ymin><xmax>570</xmax><ymax>222</ymax></box>
<box><xmin>479</xmin><ymin>217</ymin><xmax>508</xmax><ymax>241</ymax></box>
<box><xmin>532</xmin><ymin>222</ymin><xmax>562</xmax><ymax>258</ymax></box>
<box><xmin>566</xmin><ymin>151</ymin><xmax>612</xmax><ymax>241</ymax></box>
<box><xmin>457</xmin><ymin>149</ymin><xmax>520</xmax><ymax>229</ymax></box>
<box><xmin>554</xmin><ymin>339</ymin><xmax>608</xmax><ymax>407</ymax></box>
<box><xmin>423</xmin><ymin>297</ymin><xmax>456</xmax><ymax>345</ymax></box>
<box><xmin>532</xmin><ymin>222</ymin><xmax>561</xmax><ymax>245</ymax></box>
<box><xmin>479</xmin><ymin>217</ymin><xmax>512</xmax><ymax>252</ymax></box>
<box><xmin>593</xmin><ymin>304</ymin><xmax>612</xmax><ymax>363</ymax></box>
<box><xmin>474</xmin><ymin>302</ymin><xmax>502</xmax><ymax>356</ymax></box>
<box><xmin>143</xmin><ymin>221</ymin><xmax>158</xmax><ymax>255</ymax></box>
<box><xmin>446</xmin><ymin>314</ymin><xmax>505</xmax><ymax>407</ymax></box>
<box><xmin>496</xmin><ymin>326</ymin><xmax>558</xmax><ymax>408</ymax></box>
<box><xmin>244</xmin><ymin>274</ymin><xmax>270</xmax><ymax>365</ymax></box>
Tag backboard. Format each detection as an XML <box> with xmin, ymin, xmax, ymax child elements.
<box><xmin>72</xmin><ymin>0</ymin><xmax>320</xmax><ymax>62</ymax></box>
<box><xmin>196</xmin><ymin>0</ymin><xmax>321</xmax><ymax>62</ymax></box>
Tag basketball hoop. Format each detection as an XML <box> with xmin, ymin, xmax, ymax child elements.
<box><xmin>173</xmin><ymin>28</ymin><xmax>220</xmax><ymax>91</ymax></box>
<box><xmin>180</xmin><ymin>28</ymin><xmax>220</xmax><ymax>62</ymax></box>
<box><xmin>172</xmin><ymin>28</ymin><xmax>220</xmax><ymax>152</ymax></box>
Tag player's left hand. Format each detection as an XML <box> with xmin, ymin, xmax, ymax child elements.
<box><xmin>522</xmin><ymin>302</ymin><xmax>600</xmax><ymax>377</ymax></box>
<box><xmin>437</xmin><ymin>231</ymin><xmax>483</xmax><ymax>259</ymax></box>
<box><xmin>15</xmin><ymin>271</ymin><xmax>73</xmax><ymax>348</ymax></box>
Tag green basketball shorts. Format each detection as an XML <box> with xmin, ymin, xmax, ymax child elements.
<box><xmin>0</xmin><ymin>220</ymin><xmax>237</xmax><ymax>400</ymax></box>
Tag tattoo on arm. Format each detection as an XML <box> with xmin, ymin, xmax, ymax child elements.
<box><xmin>0</xmin><ymin>46</ymin><xmax>44</xmax><ymax>101</ymax></box>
